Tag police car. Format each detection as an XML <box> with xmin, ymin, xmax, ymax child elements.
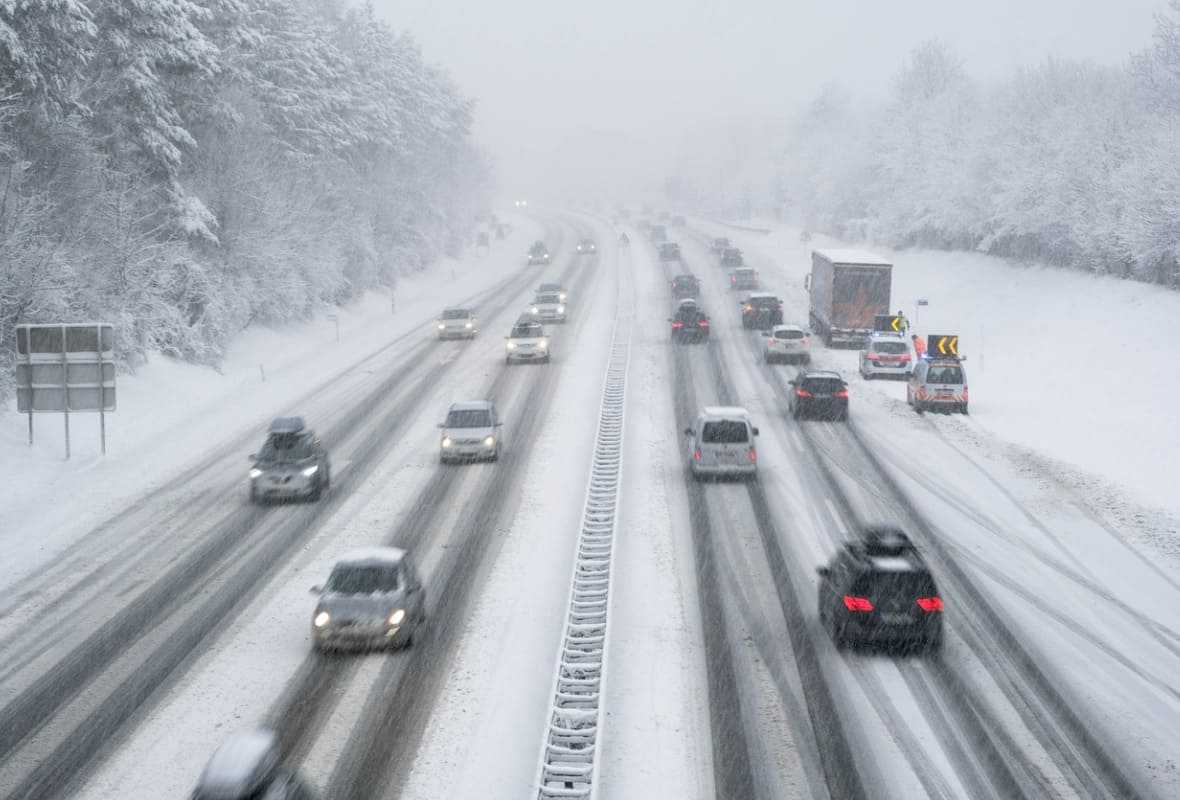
<box><xmin>907</xmin><ymin>336</ymin><xmax>967</xmax><ymax>414</ymax></box>
<box><xmin>859</xmin><ymin>331</ymin><xmax>912</xmax><ymax>379</ymax></box>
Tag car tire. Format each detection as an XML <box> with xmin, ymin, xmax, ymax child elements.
<box><xmin>489</xmin><ymin>449</ymin><xmax>499</xmax><ymax>463</ymax></box>
<box><xmin>309</xmin><ymin>478</ymin><xmax>323</xmax><ymax>502</ymax></box>
<box><xmin>914</xmin><ymin>401</ymin><xmax>925</xmax><ymax>415</ymax></box>
<box><xmin>249</xmin><ymin>485</ymin><xmax>260</xmax><ymax>505</ymax></box>
<box><xmin>961</xmin><ymin>404</ymin><xmax>969</xmax><ymax>415</ymax></box>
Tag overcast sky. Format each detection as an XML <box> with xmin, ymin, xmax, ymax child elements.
<box><xmin>373</xmin><ymin>0</ymin><xmax>1165</xmax><ymax>201</ymax></box>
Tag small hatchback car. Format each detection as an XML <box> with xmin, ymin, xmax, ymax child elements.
<box><xmin>576</xmin><ymin>238</ymin><xmax>597</xmax><ymax>255</ymax></box>
<box><xmin>192</xmin><ymin>729</ymin><xmax>319</xmax><ymax>800</ymax></box>
<box><xmin>248</xmin><ymin>417</ymin><xmax>331</xmax><ymax>503</ymax></box>
<box><xmin>436</xmin><ymin>307</ymin><xmax>478</xmax><ymax>340</ymax></box>
<box><xmin>311</xmin><ymin>547</ymin><xmax>425</xmax><ymax>652</ymax></box>
<box><xmin>763</xmin><ymin>324</ymin><xmax>811</xmax><ymax>364</ymax></box>
<box><xmin>659</xmin><ymin>242</ymin><xmax>682</xmax><ymax>262</ymax></box>
<box><xmin>439</xmin><ymin>400</ymin><xmax>501</xmax><ymax>462</ymax></box>
<box><xmin>788</xmin><ymin>370</ymin><xmax>849</xmax><ymax>420</ymax></box>
<box><xmin>684</xmin><ymin>406</ymin><xmax>760</xmax><ymax>480</ymax></box>
<box><xmin>816</xmin><ymin>527</ymin><xmax>943</xmax><ymax>652</ymax></box>
<box><xmin>860</xmin><ymin>332</ymin><xmax>912</xmax><ymax>379</ymax></box>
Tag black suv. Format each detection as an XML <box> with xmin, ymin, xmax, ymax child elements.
<box><xmin>671</xmin><ymin>273</ymin><xmax>700</xmax><ymax>300</ymax></box>
<box><xmin>739</xmin><ymin>293</ymin><xmax>782</xmax><ymax>329</ymax></box>
<box><xmin>788</xmin><ymin>370</ymin><xmax>849</xmax><ymax>420</ymax></box>
<box><xmin>659</xmin><ymin>242</ymin><xmax>682</xmax><ymax>262</ymax></box>
<box><xmin>248</xmin><ymin>417</ymin><xmax>331</xmax><ymax>503</ymax></box>
<box><xmin>816</xmin><ymin>527</ymin><xmax>944</xmax><ymax>652</ymax></box>
<box><xmin>670</xmin><ymin>304</ymin><xmax>710</xmax><ymax>343</ymax></box>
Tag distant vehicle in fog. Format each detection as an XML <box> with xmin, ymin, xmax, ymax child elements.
<box><xmin>711</xmin><ymin>237</ymin><xmax>731</xmax><ymax>253</ymax></box>
<box><xmin>527</xmin><ymin>241</ymin><xmax>551</xmax><ymax>265</ymax></box>
<box><xmin>739</xmin><ymin>293</ymin><xmax>783</xmax><ymax>329</ymax></box>
<box><xmin>505</xmin><ymin>320</ymin><xmax>550</xmax><ymax>364</ymax></box>
<box><xmin>192</xmin><ymin>729</ymin><xmax>319</xmax><ymax>800</ymax></box>
<box><xmin>311</xmin><ymin>547</ymin><xmax>425</xmax><ymax>652</ymax></box>
<box><xmin>720</xmin><ymin>247</ymin><xmax>744</xmax><ymax>268</ymax></box>
<box><xmin>436</xmin><ymin>307</ymin><xmax>478</xmax><ymax>339</ymax></box>
<box><xmin>729</xmin><ymin>266</ymin><xmax>759</xmax><ymax>290</ymax></box>
<box><xmin>439</xmin><ymin>400</ymin><xmax>501</xmax><ymax>463</ymax></box>
<box><xmin>658</xmin><ymin>242</ymin><xmax>682</xmax><ymax>262</ymax></box>
<box><xmin>576</xmin><ymin>238</ymin><xmax>597</xmax><ymax>255</ymax></box>
<box><xmin>530</xmin><ymin>291</ymin><xmax>567</xmax><ymax>323</ymax></box>
<box><xmin>671</xmin><ymin>273</ymin><xmax>701</xmax><ymax>300</ymax></box>
<box><xmin>248</xmin><ymin>417</ymin><xmax>331</xmax><ymax>504</ymax></box>
<box><xmin>538</xmin><ymin>282</ymin><xmax>567</xmax><ymax>302</ymax></box>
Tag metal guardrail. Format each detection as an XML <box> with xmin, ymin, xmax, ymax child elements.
<box><xmin>534</xmin><ymin>276</ymin><xmax>631</xmax><ymax>800</ymax></box>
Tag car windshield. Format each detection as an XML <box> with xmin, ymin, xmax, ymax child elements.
<box><xmin>539</xmin><ymin>284</ymin><xmax>560</xmax><ymax>292</ymax></box>
<box><xmin>536</xmin><ymin>294</ymin><xmax>560</xmax><ymax>304</ymax></box>
<box><xmin>257</xmin><ymin>433</ymin><xmax>313</xmax><ymax>462</ymax></box>
<box><xmin>530</xmin><ymin>243</ymin><xmax>546</xmax><ymax>253</ymax></box>
<box><xmin>446</xmin><ymin>409</ymin><xmax>492</xmax><ymax>428</ymax></box>
<box><xmin>775</xmin><ymin>329</ymin><xmax>805</xmax><ymax>340</ymax></box>
<box><xmin>701</xmin><ymin>420</ymin><xmax>749</xmax><ymax>444</ymax></box>
<box><xmin>511</xmin><ymin>324</ymin><xmax>542</xmax><ymax>337</ymax></box>
<box><xmin>873</xmin><ymin>341</ymin><xmax>908</xmax><ymax>354</ymax></box>
<box><xmin>674</xmin><ymin>277</ymin><xmax>697</xmax><ymax>288</ymax></box>
<box><xmin>802</xmin><ymin>378</ymin><xmax>844</xmax><ymax>393</ymax></box>
<box><xmin>326</xmin><ymin>565</ymin><xmax>400</xmax><ymax>594</ymax></box>
<box><xmin>925</xmin><ymin>365</ymin><xmax>964</xmax><ymax>384</ymax></box>
<box><xmin>441</xmin><ymin>309</ymin><xmax>469</xmax><ymax>320</ymax></box>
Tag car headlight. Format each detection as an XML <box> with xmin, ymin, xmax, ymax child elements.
<box><xmin>531</xmin><ymin>306</ymin><xmax>539</xmax><ymax>314</ymax></box>
<box><xmin>557</xmin><ymin>305</ymin><xmax>565</xmax><ymax>314</ymax></box>
<box><xmin>314</xmin><ymin>611</ymin><xmax>331</xmax><ymax>628</ymax></box>
<box><xmin>484</xmin><ymin>436</ymin><xmax>495</xmax><ymax>447</ymax></box>
<box><xmin>538</xmin><ymin>340</ymin><xmax>548</xmax><ymax>350</ymax></box>
<box><xmin>441</xmin><ymin>437</ymin><xmax>453</xmax><ymax>448</ymax></box>
<box><xmin>437</xmin><ymin>323</ymin><xmax>445</xmax><ymax>330</ymax></box>
<box><xmin>388</xmin><ymin>609</ymin><xmax>406</xmax><ymax>626</ymax></box>
<box><xmin>465</xmin><ymin>322</ymin><xmax>473</xmax><ymax>329</ymax></box>
<box><xmin>506</xmin><ymin>342</ymin><xmax>517</xmax><ymax>350</ymax></box>
<box><xmin>301</xmin><ymin>464</ymin><xmax>319</xmax><ymax>477</ymax></box>
<box><xmin>249</xmin><ymin>468</ymin><xmax>263</xmax><ymax>479</ymax></box>
<box><xmin>559</xmin><ymin>293</ymin><xmax>567</xmax><ymax>302</ymax></box>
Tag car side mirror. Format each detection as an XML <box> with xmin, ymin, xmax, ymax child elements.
<box><xmin>816</xmin><ymin>566</ymin><xmax>830</xmax><ymax>578</ymax></box>
<box><xmin>752</xmin><ymin>427</ymin><xmax>760</xmax><ymax>436</ymax></box>
<box><xmin>248</xmin><ymin>454</ymin><xmax>256</xmax><ymax>462</ymax></box>
<box><xmin>310</xmin><ymin>585</ymin><xmax>323</xmax><ymax>595</ymax></box>
<box><xmin>683</xmin><ymin>427</ymin><xmax>694</xmax><ymax>436</ymax></box>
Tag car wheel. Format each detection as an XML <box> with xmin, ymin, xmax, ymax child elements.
<box><xmin>489</xmin><ymin>448</ymin><xmax>499</xmax><ymax>463</ymax></box>
<box><xmin>914</xmin><ymin>402</ymin><xmax>925</xmax><ymax>415</ymax></box>
<box><xmin>249</xmin><ymin>485</ymin><xmax>260</xmax><ymax>505</ymax></box>
<box><xmin>309</xmin><ymin>479</ymin><xmax>323</xmax><ymax>502</ymax></box>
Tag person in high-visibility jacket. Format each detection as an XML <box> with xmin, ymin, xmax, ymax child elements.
<box><xmin>896</xmin><ymin>310</ymin><xmax>909</xmax><ymax>333</ymax></box>
<box><xmin>912</xmin><ymin>334</ymin><xmax>926</xmax><ymax>357</ymax></box>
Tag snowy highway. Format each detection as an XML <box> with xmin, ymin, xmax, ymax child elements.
<box><xmin>1</xmin><ymin>213</ymin><xmax>1178</xmax><ymax>799</ymax></box>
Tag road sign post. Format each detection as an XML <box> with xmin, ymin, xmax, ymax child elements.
<box><xmin>16</xmin><ymin>323</ymin><xmax>116</xmax><ymax>458</ymax></box>
<box><xmin>915</xmin><ymin>298</ymin><xmax>929</xmax><ymax>330</ymax></box>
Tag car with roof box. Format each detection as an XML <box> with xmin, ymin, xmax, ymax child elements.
<box><xmin>788</xmin><ymin>370</ymin><xmax>849</xmax><ymax>420</ymax></box>
<box><xmin>248</xmin><ymin>417</ymin><xmax>330</xmax><ymax>503</ymax></box>
<box><xmin>439</xmin><ymin>400</ymin><xmax>501</xmax><ymax>462</ymax></box>
<box><xmin>816</xmin><ymin>526</ymin><xmax>943</xmax><ymax>652</ymax></box>
<box><xmin>684</xmin><ymin>406</ymin><xmax>760</xmax><ymax>480</ymax></box>
<box><xmin>310</xmin><ymin>547</ymin><xmax>425</xmax><ymax>652</ymax></box>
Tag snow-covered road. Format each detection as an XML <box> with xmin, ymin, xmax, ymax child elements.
<box><xmin>1</xmin><ymin>210</ymin><xmax>1177</xmax><ymax>799</ymax></box>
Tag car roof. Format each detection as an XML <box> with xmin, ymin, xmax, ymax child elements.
<box><xmin>195</xmin><ymin>730</ymin><xmax>279</xmax><ymax>798</ymax></box>
<box><xmin>814</xmin><ymin>248</ymin><xmax>891</xmax><ymax>266</ymax></box>
<box><xmin>335</xmin><ymin>546</ymin><xmax>406</xmax><ymax>567</ymax></box>
<box><xmin>868</xmin><ymin>330</ymin><xmax>905</xmax><ymax>339</ymax></box>
<box><xmin>538</xmin><ymin>282</ymin><xmax>562</xmax><ymax>289</ymax></box>
<box><xmin>800</xmin><ymin>369</ymin><xmax>842</xmax><ymax>380</ymax></box>
<box><xmin>772</xmin><ymin>323</ymin><xmax>805</xmax><ymax>332</ymax></box>
<box><xmin>700</xmin><ymin>406</ymin><xmax>752</xmax><ymax>420</ymax></box>
<box><xmin>747</xmin><ymin>292</ymin><xmax>778</xmax><ymax>300</ymax></box>
<box><xmin>448</xmin><ymin>400</ymin><xmax>494</xmax><ymax>412</ymax></box>
<box><xmin>268</xmin><ymin>416</ymin><xmax>306</xmax><ymax>434</ymax></box>
<box><xmin>442</xmin><ymin>306</ymin><xmax>473</xmax><ymax>315</ymax></box>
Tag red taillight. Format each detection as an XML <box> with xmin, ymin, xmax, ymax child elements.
<box><xmin>672</xmin><ymin>321</ymin><xmax>684</xmax><ymax>330</ymax></box>
<box><xmin>795</xmin><ymin>388</ymin><xmax>812</xmax><ymax>398</ymax></box>
<box><xmin>747</xmin><ymin>448</ymin><xmax>757</xmax><ymax>462</ymax></box>
<box><xmin>698</xmin><ymin>319</ymin><xmax>709</xmax><ymax>328</ymax></box>
<box><xmin>731</xmin><ymin>276</ymin><xmax>737</xmax><ymax>284</ymax></box>
<box><xmin>900</xmin><ymin>355</ymin><xmax>911</xmax><ymax>362</ymax></box>
<box><xmin>834</xmin><ymin>389</ymin><xmax>849</xmax><ymax>399</ymax></box>
<box><xmin>866</xmin><ymin>352</ymin><xmax>880</xmax><ymax>362</ymax></box>
<box><xmin>843</xmin><ymin>595</ymin><xmax>874</xmax><ymax>612</ymax></box>
<box><xmin>963</xmin><ymin>387</ymin><xmax>969</xmax><ymax>401</ymax></box>
<box><xmin>693</xmin><ymin>449</ymin><xmax>702</xmax><ymax>462</ymax></box>
<box><xmin>916</xmin><ymin>597</ymin><xmax>944</xmax><ymax>612</ymax></box>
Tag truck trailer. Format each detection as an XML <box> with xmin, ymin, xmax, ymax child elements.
<box><xmin>805</xmin><ymin>249</ymin><xmax>893</xmax><ymax>347</ymax></box>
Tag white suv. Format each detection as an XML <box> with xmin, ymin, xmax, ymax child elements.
<box><xmin>684</xmin><ymin>407</ymin><xmax>760</xmax><ymax>480</ymax></box>
<box><xmin>763</xmin><ymin>324</ymin><xmax>811</xmax><ymax>365</ymax></box>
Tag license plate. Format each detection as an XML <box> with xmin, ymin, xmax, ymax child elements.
<box><xmin>881</xmin><ymin>612</ymin><xmax>910</xmax><ymax>625</ymax></box>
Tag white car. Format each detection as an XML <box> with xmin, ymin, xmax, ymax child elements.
<box><xmin>505</xmin><ymin>320</ymin><xmax>550</xmax><ymax>364</ymax></box>
<box><xmin>763</xmin><ymin>324</ymin><xmax>811</xmax><ymax>364</ymax></box>
<box><xmin>530</xmin><ymin>292</ymin><xmax>567</xmax><ymax>323</ymax></box>
<box><xmin>684</xmin><ymin>406</ymin><xmax>760</xmax><ymax>480</ymax></box>
<box><xmin>439</xmin><ymin>400</ymin><xmax>501</xmax><ymax>462</ymax></box>
<box><xmin>436</xmin><ymin>307</ymin><xmax>478</xmax><ymax>339</ymax></box>
<box><xmin>860</xmin><ymin>331</ymin><xmax>913</xmax><ymax>379</ymax></box>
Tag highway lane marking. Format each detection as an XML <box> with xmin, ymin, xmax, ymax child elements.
<box><xmin>789</xmin><ymin>429</ymin><xmax>805</xmax><ymax>454</ymax></box>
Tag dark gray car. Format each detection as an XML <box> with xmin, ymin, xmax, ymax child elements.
<box><xmin>248</xmin><ymin>417</ymin><xmax>331</xmax><ymax>503</ymax></box>
<box><xmin>192</xmin><ymin>729</ymin><xmax>318</xmax><ymax>800</ymax></box>
<box><xmin>311</xmin><ymin>548</ymin><xmax>425</xmax><ymax>652</ymax></box>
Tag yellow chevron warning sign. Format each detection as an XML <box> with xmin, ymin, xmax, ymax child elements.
<box><xmin>926</xmin><ymin>334</ymin><xmax>959</xmax><ymax>356</ymax></box>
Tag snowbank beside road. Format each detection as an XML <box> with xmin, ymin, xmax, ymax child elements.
<box><xmin>705</xmin><ymin>219</ymin><xmax>1180</xmax><ymax>517</ymax></box>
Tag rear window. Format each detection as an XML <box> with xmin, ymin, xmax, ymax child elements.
<box><xmin>801</xmin><ymin>377</ymin><xmax>844</xmax><ymax>393</ymax></box>
<box><xmin>442</xmin><ymin>309</ymin><xmax>469</xmax><ymax>320</ymax></box>
<box><xmin>872</xmin><ymin>341</ymin><xmax>908</xmax><ymax>354</ymax></box>
<box><xmin>775</xmin><ymin>329</ymin><xmax>805</xmax><ymax>340</ymax></box>
<box><xmin>446</xmin><ymin>409</ymin><xmax>491</xmax><ymax>428</ymax></box>
<box><xmin>853</xmin><ymin>570</ymin><xmax>936</xmax><ymax>604</ymax></box>
<box><xmin>674</xmin><ymin>276</ymin><xmax>697</xmax><ymax>287</ymax></box>
<box><xmin>701</xmin><ymin>420</ymin><xmax>749</xmax><ymax>444</ymax></box>
<box><xmin>924</xmin><ymin>365</ymin><xmax>963</xmax><ymax>384</ymax></box>
<box><xmin>327</xmin><ymin>565</ymin><xmax>400</xmax><ymax>594</ymax></box>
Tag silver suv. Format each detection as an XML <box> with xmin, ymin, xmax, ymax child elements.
<box><xmin>684</xmin><ymin>406</ymin><xmax>760</xmax><ymax>480</ymax></box>
<box><xmin>436</xmin><ymin>307</ymin><xmax>478</xmax><ymax>339</ymax></box>
<box><xmin>439</xmin><ymin>400</ymin><xmax>501</xmax><ymax>462</ymax></box>
<box><xmin>310</xmin><ymin>547</ymin><xmax>425</xmax><ymax>652</ymax></box>
<box><xmin>248</xmin><ymin>417</ymin><xmax>330</xmax><ymax>504</ymax></box>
